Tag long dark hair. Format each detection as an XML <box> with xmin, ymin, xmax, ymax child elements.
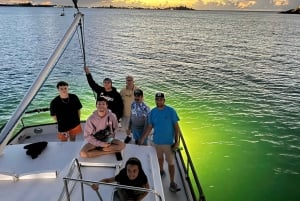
<box><xmin>125</xmin><ymin>157</ymin><xmax>146</xmax><ymax>177</ymax></box>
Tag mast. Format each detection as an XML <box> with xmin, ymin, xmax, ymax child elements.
<box><xmin>0</xmin><ymin>12</ymin><xmax>84</xmax><ymax>154</ymax></box>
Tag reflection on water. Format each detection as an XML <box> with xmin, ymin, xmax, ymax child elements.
<box><xmin>0</xmin><ymin>8</ymin><xmax>299</xmax><ymax>201</ymax></box>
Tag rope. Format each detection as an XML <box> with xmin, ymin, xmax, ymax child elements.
<box><xmin>74</xmin><ymin>12</ymin><xmax>98</xmax><ymax>101</ymax></box>
<box><xmin>77</xmin><ymin>17</ymin><xmax>86</xmax><ymax>67</ymax></box>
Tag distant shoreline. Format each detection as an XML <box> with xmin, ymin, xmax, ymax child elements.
<box><xmin>1</xmin><ymin>3</ymin><xmax>299</xmax><ymax>13</ymax></box>
<box><xmin>0</xmin><ymin>3</ymin><xmax>55</xmax><ymax>7</ymax></box>
<box><xmin>280</xmin><ymin>7</ymin><xmax>300</xmax><ymax>14</ymax></box>
<box><xmin>0</xmin><ymin>3</ymin><xmax>194</xmax><ymax>10</ymax></box>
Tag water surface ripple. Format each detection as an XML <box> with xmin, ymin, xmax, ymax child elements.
<box><xmin>0</xmin><ymin>8</ymin><xmax>299</xmax><ymax>201</ymax></box>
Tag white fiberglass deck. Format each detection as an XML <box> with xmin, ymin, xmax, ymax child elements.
<box><xmin>0</xmin><ymin>141</ymin><xmax>163</xmax><ymax>201</ymax></box>
<box><xmin>0</xmin><ymin>124</ymin><xmax>193</xmax><ymax>201</ymax></box>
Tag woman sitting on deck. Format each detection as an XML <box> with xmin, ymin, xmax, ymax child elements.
<box><xmin>92</xmin><ymin>157</ymin><xmax>149</xmax><ymax>201</ymax></box>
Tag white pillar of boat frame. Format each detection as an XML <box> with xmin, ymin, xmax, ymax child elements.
<box><xmin>0</xmin><ymin>12</ymin><xmax>84</xmax><ymax>155</ymax></box>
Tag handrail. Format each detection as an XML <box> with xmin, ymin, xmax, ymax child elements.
<box><xmin>24</xmin><ymin>107</ymin><xmax>50</xmax><ymax>114</ymax></box>
<box><xmin>176</xmin><ymin>131</ymin><xmax>206</xmax><ymax>201</ymax></box>
<box><xmin>61</xmin><ymin>158</ymin><xmax>162</xmax><ymax>201</ymax></box>
<box><xmin>63</xmin><ymin>177</ymin><xmax>163</xmax><ymax>201</ymax></box>
<box><xmin>0</xmin><ymin>12</ymin><xmax>84</xmax><ymax>154</ymax></box>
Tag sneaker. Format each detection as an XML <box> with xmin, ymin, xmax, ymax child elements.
<box><xmin>160</xmin><ymin>170</ymin><xmax>166</xmax><ymax>178</ymax></box>
<box><xmin>169</xmin><ymin>182</ymin><xmax>181</xmax><ymax>192</ymax></box>
<box><xmin>124</xmin><ymin>136</ymin><xmax>132</xmax><ymax>143</ymax></box>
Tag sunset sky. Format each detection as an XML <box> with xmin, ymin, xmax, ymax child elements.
<box><xmin>0</xmin><ymin>0</ymin><xmax>299</xmax><ymax>10</ymax></box>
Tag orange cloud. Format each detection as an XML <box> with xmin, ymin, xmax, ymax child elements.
<box><xmin>235</xmin><ymin>0</ymin><xmax>256</xmax><ymax>8</ymax></box>
<box><xmin>197</xmin><ymin>0</ymin><xmax>257</xmax><ymax>9</ymax></box>
<box><xmin>38</xmin><ymin>0</ymin><xmax>52</xmax><ymax>5</ymax></box>
<box><xmin>201</xmin><ymin>0</ymin><xmax>227</xmax><ymax>6</ymax></box>
<box><xmin>111</xmin><ymin>0</ymin><xmax>198</xmax><ymax>8</ymax></box>
<box><xmin>272</xmin><ymin>0</ymin><xmax>288</xmax><ymax>6</ymax></box>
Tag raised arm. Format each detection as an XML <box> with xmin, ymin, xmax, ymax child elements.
<box><xmin>84</xmin><ymin>66</ymin><xmax>90</xmax><ymax>74</ymax></box>
<box><xmin>84</xmin><ymin>66</ymin><xmax>103</xmax><ymax>93</ymax></box>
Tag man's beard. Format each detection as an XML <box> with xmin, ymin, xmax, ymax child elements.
<box><xmin>156</xmin><ymin>103</ymin><xmax>164</xmax><ymax>108</ymax></box>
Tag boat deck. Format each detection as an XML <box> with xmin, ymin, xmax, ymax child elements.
<box><xmin>0</xmin><ymin>123</ymin><xmax>194</xmax><ymax>201</ymax></box>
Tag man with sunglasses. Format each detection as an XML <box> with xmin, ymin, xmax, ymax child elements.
<box><xmin>126</xmin><ymin>89</ymin><xmax>150</xmax><ymax>144</ymax></box>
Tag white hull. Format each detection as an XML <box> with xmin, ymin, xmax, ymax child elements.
<box><xmin>1</xmin><ymin>123</ymin><xmax>202</xmax><ymax>201</ymax></box>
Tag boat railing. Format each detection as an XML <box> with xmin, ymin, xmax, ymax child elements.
<box><xmin>63</xmin><ymin>178</ymin><xmax>163</xmax><ymax>201</ymax></box>
<box><xmin>24</xmin><ymin>107</ymin><xmax>50</xmax><ymax>114</ymax></box>
<box><xmin>19</xmin><ymin>107</ymin><xmax>51</xmax><ymax>127</ymax></box>
<box><xmin>176</xmin><ymin>130</ymin><xmax>206</xmax><ymax>201</ymax></box>
<box><xmin>60</xmin><ymin>158</ymin><xmax>163</xmax><ymax>201</ymax></box>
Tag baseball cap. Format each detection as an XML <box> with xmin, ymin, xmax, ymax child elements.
<box><xmin>155</xmin><ymin>92</ymin><xmax>165</xmax><ymax>99</ymax></box>
<box><xmin>134</xmin><ymin>89</ymin><xmax>143</xmax><ymax>96</ymax></box>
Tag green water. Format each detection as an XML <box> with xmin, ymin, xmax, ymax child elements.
<box><xmin>1</xmin><ymin>8</ymin><xmax>299</xmax><ymax>201</ymax></box>
<box><xmin>18</xmin><ymin>83</ymin><xmax>299</xmax><ymax>201</ymax></box>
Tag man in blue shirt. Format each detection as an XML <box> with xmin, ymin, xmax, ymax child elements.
<box><xmin>139</xmin><ymin>92</ymin><xmax>181</xmax><ymax>192</ymax></box>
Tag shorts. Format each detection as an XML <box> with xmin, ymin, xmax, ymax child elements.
<box><xmin>154</xmin><ymin>144</ymin><xmax>174</xmax><ymax>165</ymax></box>
<box><xmin>57</xmin><ymin>124</ymin><xmax>82</xmax><ymax>141</ymax></box>
<box><xmin>132</xmin><ymin>129</ymin><xmax>147</xmax><ymax>145</ymax></box>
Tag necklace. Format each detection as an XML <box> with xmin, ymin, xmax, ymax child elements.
<box><xmin>61</xmin><ymin>98</ymin><xmax>69</xmax><ymax>104</ymax></box>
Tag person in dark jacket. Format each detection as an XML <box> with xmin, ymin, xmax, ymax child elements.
<box><xmin>84</xmin><ymin>66</ymin><xmax>124</xmax><ymax>121</ymax></box>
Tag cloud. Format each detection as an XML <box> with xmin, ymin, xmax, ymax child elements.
<box><xmin>201</xmin><ymin>0</ymin><xmax>227</xmax><ymax>6</ymax></box>
<box><xmin>110</xmin><ymin>0</ymin><xmax>198</xmax><ymax>8</ymax></box>
<box><xmin>235</xmin><ymin>0</ymin><xmax>256</xmax><ymax>8</ymax></box>
<box><xmin>39</xmin><ymin>0</ymin><xmax>52</xmax><ymax>5</ymax></box>
<box><xmin>195</xmin><ymin>0</ymin><xmax>299</xmax><ymax>10</ymax></box>
<box><xmin>272</xmin><ymin>0</ymin><xmax>289</xmax><ymax>6</ymax></box>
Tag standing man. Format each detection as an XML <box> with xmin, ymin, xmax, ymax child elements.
<box><xmin>50</xmin><ymin>81</ymin><xmax>82</xmax><ymax>141</ymax></box>
<box><xmin>139</xmin><ymin>92</ymin><xmax>181</xmax><ymax>192</ymax></box>
<box><xmin>80</xmin><ymin>97</ymin><xmax>125</xmax><ymax>158</ymax></box>
<box><xmin>120</xmin><ymin>75</ymin><xmax>138</xmax><ymax>135</ymax></box>
<box><xmin>84</xmin><ymin>66</ymin><xmax>123</xmax><ymax>121</ymax></box>
<box><xmin>126</xmin><ymin>89</ymin><xmax>150</xmax><ymax>144</ymax></box>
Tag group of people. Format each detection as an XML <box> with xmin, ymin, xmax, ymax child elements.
<box><xmin>49</xmin><ymin>66</ymin><xmax>181</xmax><ymax>200</ymax></box>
